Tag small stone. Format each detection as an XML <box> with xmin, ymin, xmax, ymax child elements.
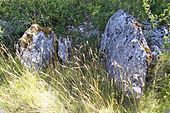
<box><xmin>67</xmin><ymin>21</ymin><xmax>99</xmax><ymax>38</ymax></box>
<box><xmin>144</xmin><ymin>26</ymin><xmax>170</xmax><ymax>59</ymax></box>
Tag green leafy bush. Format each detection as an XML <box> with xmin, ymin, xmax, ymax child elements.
<box><xmin>143</xmin><ymin>0</ymin><xmax>170</xmax><ymax>28</ymax></box>
<box><xmin>0</xmin><ymin>1</ymin><xmax>170</xmax><ymax>112</ymax></box>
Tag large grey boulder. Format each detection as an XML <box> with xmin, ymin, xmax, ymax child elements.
<box><xmin>99</xmin><ymin>10</ymin><xmax>152</xmax><ymax>98</ymax></box>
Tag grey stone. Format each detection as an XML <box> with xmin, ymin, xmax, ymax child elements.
<box><xmin>16</xmin><ymin>30</ymin><xmax>55</xmax><ymax>70</ymax></box>
<box><xmin>152</xmin><ymin>27</ymin><xmax>168</xmax><ymax>38</ymax></box>
<box><xmin>67</xmin><ymin>21</ymin><xmax>99</xmax><ymax>38</ymax></box>
<box><xmin>16</xmin><ymin>24</ymin><xmax>72</xmax><ymax>70</ymax></box>
<box><xmin>57</xmin><ymin>37</ymin><xmax>72</xmax><ymax>63</ymax></box>
<box><xmin>0</xmin><ymin>19</ymin><xmax>14</xmax><ymax>36</ymax></box>
<box><xmin>99</xmin><ymin>9</ymin><xmax>152</xmax><ymax>98</ymax></box>
<box><xmin>143</xmin><ymin>26</ymin><xmax>169</xmax><ymax>58</ymax></box>
<box><xmin>142</xmin><ymin>22</ymin><xmax>152</xmax><ymax>30</ymax></box>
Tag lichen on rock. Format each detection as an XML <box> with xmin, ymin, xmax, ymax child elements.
<box><xmin>99</xmin><ymin>9</ymin><xmax>152</xmax><ymax>98</ymax></box>
<box><xmin>16</xmin><ymin>24</ymin><xmax>55</xmax><ymax>70</ymax></box>
<box><xmin>16</xmin><ymin>24</ymin><xmax>72</xmax><ymax>70</ymax></box>
<box><xmin>57</xmin><ymin>37</ymin><xmax>72</xmax><ymax>63</ymax></box>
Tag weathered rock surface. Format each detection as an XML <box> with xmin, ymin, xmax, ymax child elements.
<box><xmin>99</xmin><ymin>10</ymin><xmax>152</xmax><ymax>98</ymax></box>
<box><xmin>16</xmin><ymin>24</ymin><xmax>72</xmax><ymax>70</ymax></box>
<box><xmin>143</xmin><ymin>22</ymin><xmax>169</xmax><ymax>57</ymax></box>
<box><xmin>16</xmin><ymin>24</ymin><xmax>55</xmax><ymax>70</ymax></box>
<box><xmin>67</xmin><ymin>21</ymin><xmax>99</xmax><ymax>38</ymax></box>
<box><xmin>58</xmin><ymin>37</ymin><xmax>72</xmax><ymax>63</ymax></box>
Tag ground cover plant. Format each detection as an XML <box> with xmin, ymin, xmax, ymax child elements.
<box><xmin>0</xmin><ymin>0</ymin><xmax>170</xmax><ymax>112</ymax></box>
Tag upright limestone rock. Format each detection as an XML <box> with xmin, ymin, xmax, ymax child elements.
<box><xmin>16</xmin><ymin>24</ymin><xmax>72</xmax><ymax>70</ymax></box>
<box><xmin>16</xmin><ymin>24</ymin><xmax>55</xmax><ymax>70</ymax></box>
<box><xmin>99</xmin><ymin>10</ymin><xmax>152</xmax><ymax>98</ymax></box>
<box><xmin>58</xmin><ymin>37</ymin><xmax>72</xmax><ymax>63</ymax></box>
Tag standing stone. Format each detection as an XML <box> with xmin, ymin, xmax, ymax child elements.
<box><xmin>16</xmin><ymin>24</ymin><xmax>56</xmax><ymax>70</ymax></box>
<box><xmin>16</xmin><ymin>24</ymin><xmax>72</xmax><ymax>70</ymax></box>
<box><xmin>57</xmin><ymin>37</ymin><xmax>72</xmax><ymax>63</ymax></box>
<box><xmin>99</xmin><ymin>10</ymin><xmax>152</xmax><ymax>98</ymax></box>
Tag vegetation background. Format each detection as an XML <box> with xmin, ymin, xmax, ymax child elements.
<box><xmin>0</xmin><ymin>0</ymin><xmax>169</xmax><ymax>112</ymax></box>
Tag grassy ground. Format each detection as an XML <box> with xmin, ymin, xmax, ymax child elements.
<box><xmin>0</xmin><ymin>0</ymin><xmax>170</xmax><ymax>112</ymax></box>
<box><xmin>0</xmin><ymin>44</ymin><xmax>169</xmax><ymax>113</ymax></box>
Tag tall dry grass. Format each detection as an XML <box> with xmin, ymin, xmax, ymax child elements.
<box><xmin>0</xmin><ymin>43</ymin><xmax>169</xmax><ymax>113</ymax></box>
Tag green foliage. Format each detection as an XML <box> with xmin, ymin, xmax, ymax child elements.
<box><xmin>143</xmin><ymin>0</ymin><xmax>170</xmax><ymax>28</ymax></box>
<box><xmin>0</xmin><ymin>0</ymin><xmax>170</xmax><ymax>112</ymax></box>
<box><xmin>116</xmin><ymin>0</ymin><xmax>169</xmax><ymax>29</ymax></box>
<box><xmin>116</xmin><ymin>0</ymin><xmax>147</xmax><ymax>20</ymax></box>
<box><xmin>1</xmin><ymin>0</ymin><xmax>169</xmax><ymax>46</ymax></box>
<box><xmin>86</xmin><ymin>0</ymin><xmax>116</xmax><ymax>31</ymax></box>
<box><xmin>146</xmin><ymin>52</ymin><xmax>170</xmax><ymax>112</ymax></box>
<box><xmin>0</xmin><ymin>0</ymin><xmax>81</xmax><ymax>34</ymax></box>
